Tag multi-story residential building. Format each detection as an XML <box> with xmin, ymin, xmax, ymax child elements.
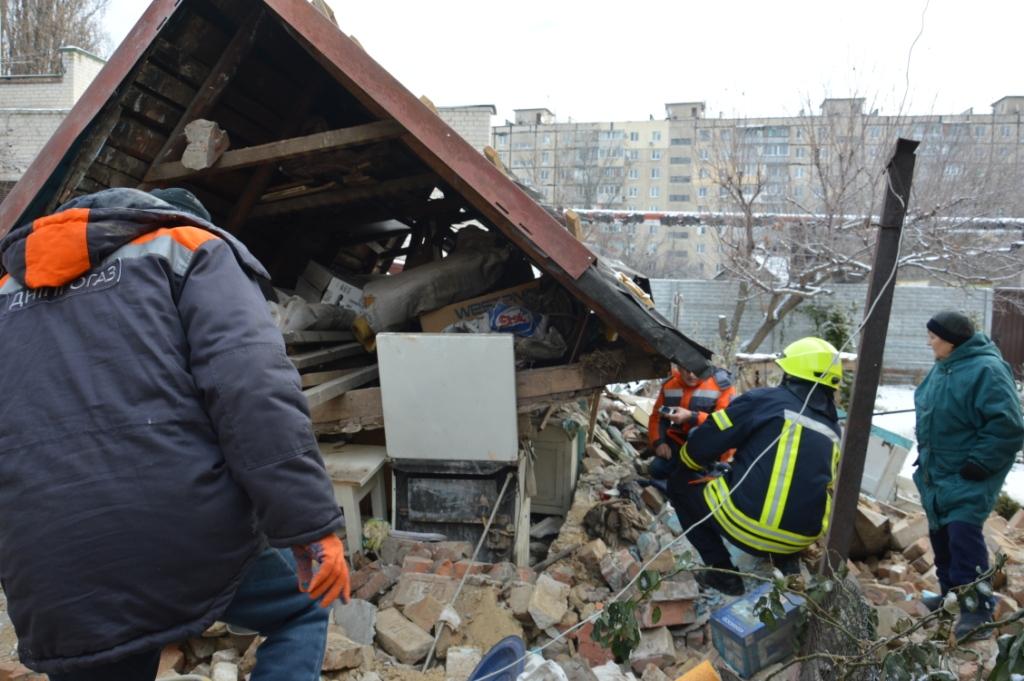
<box><xmin>496</xmin><ymin>96</ymin><xmax>1024</xmax><ymax>216</ymax></box>
<box><xmin>0</xmin><ymin>46</ymin><xmax>106</xmax><ymax>201</ymax></box>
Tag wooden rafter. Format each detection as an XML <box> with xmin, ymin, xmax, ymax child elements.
<box><xmin>142</xmin><ymin>6</ymin><xmax>267</xmax><ymax>178</ymax></box>
<box><xmin>145</xmin><ymin>120</ymin><xmax>403</xmax><ymax>183</ymax></box>
<box><xmin>249</xmin><ymin>174</ymin><xmax>438</xmax><ymax>220</ymax></box>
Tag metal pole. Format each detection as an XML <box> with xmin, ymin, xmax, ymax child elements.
<box><xmin>821</xmin><ymin>137</ymin><xmax>919</xmax><ymax>575</ymax></box>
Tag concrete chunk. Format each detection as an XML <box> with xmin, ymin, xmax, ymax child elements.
<box><xmin>628</xmin><ymin>627</ymin><xmax>675</xmax><ymax>673</ymax></box>
<box><xmin>321</xmin><ymin>630</ymin><xmax>372</xmax><ymax>671</ymax></box>
<box><xmin>528</xmin><ymin>574</ymin><xmax>570</xmax><ymax>630</ymax></box>
<box><xmin>446</xmin><ymin>647</ymin><xmax>483</xmax><ymax>681</ymax></box>
<box><xmin>332</xmin><ymin>599</ymin><xmax>378</xmax><ymax>645</ymax></box>
<box><xmin>392</xmin><ymin>573</ymin><xmax>457</xmax><ymax>608</ymax></box>
<box><xmin>374</xmin><ymin>608</ymin><xmax>434</xmax><ymax>665</ymax></box>
<box><xmin>890</xmin><ymin>514</ymin><xmax>928</xmax><ymax>551</ymax></box>
<box><xmin>403</xmin><ymin>594</ymin><xmax>446</xmax><ymax>633</ymax></box>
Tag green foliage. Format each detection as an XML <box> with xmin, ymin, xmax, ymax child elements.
<box><xmin>591</xmin><ymin>600</ymin><xmax>641</xmax><ymax>663</ymax></box>
<box><xmin>988</xmin><ymin>631</ymin><xmax>1024</xmax><ymax>680</ymax></box>
<box><xmin>802</xmin><ymin>302</ymin><xmax>854</xmax><ymax>350</ymax></box>
<box><xmin>994</xmin><ymin>491</ymin><xmax>1021</xmax><ymax>521</ymax></box>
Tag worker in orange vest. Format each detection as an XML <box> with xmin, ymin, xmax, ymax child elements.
<box><xmin>647</xmin><ymin>364</ymin><xmax>736</xmax><ymax>480</ymax></box>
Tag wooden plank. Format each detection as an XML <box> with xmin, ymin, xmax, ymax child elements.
<box><xmin>95</xmin><ymin>144</ymin><xmax>151</xmax><ymax>179</ymax></box>
<box><xmin>310</xmin><ymin>351</ymin><xmax>665</xmax><ymax>430</ymax></box>
<box><xmin>300</xmin><ymin>369</ymin><xmax>348</xmax><ymax>388</ymax></box>
<box><xmin>136</xmin><ymin>61</ymin><xmax>197</xmax><ymax>108</ymax></box>
<box><xmin>120</xmin><ymin>86</ymin><xmax>183</xmax><ymax>134</ymax></box>
<box><xmin>249</xmin><ymin>173</ymin><xmax>438</xmax><ymax>220</ymax></box>
<box><xmin>108</xmin><ymin>117</ymin><xmax>169</xmax><ymax>162</ymax></box>
<box><xmin>289</xmin><ymin>342</ymin><xmax>364</xmax><ymax>370</ymax></box>
<box><xmin>282</xmin><ymin>330</ymin><xmax>354</xmax><ymax>345</ymax></box>
<box><xmin>146</xmin><ymin>120</ymin><xmax>403</xmax><ymax>183</ymax></box>
<box><xmin>147</xmin><ymin>6</ymin><xmax>267</xmax><ymax>169</ymax></box>
<box><xmin>303</xmin><ymin>365</ymin><xmax>379</xmax><ymax>409</ymax></box>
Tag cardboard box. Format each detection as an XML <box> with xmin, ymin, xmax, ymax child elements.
<box><xmin>296</xmin><ymin>261</ymin><xmax>365</xmax><ymax>312</ymax></box>
<box><xmin>710</xmin><ymin>582</ymin><xmax>805</xmax><ymax>678</ymax></box>
<box><xmin>419</xmin><ymin>280</ymin><xmax>541</xmax><ymax>332</ymax></box>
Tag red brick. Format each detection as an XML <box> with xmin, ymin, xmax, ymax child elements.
<box><xmin>348</xmin><ymin>561</ymin><xmax>382</xmax><ymax>593</ymax></box>
<box><xmin>354</xmin><ymin>568</ymin><xmax>396</xmax><ymax>601</ymax></box>
<box><xmin>517</xmin><ymin>567</ymin><xmax>537</xmax><ymax>583</ymax></box>
<box><xmin>574</xmin><ymin>621</ymin><xmax>615</xmax><ymax>667</ymax></box>
<box><xmin>453</xmin><ymin>560</ymin><xmax>488</xmax><ymax>579</ymax></box>
<box><xmin>637</xmin><ymin>599</ymin><xmax>696</xmax><ymax>628</ymax></box>
<box><xmin>402</xmin><ymin>556</ymin><xmax>433</xmax><ymax>574</ymax></box>
<box><xmin>434</xmin><ymin>559</ymin><xmax>455</xmax><ymax>577</ymax></box>
<box><xmin>546</xmin><ymin>564</ymin><xmax>575</xmax><ymax>587</ymax></box>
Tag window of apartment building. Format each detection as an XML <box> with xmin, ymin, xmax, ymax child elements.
<box><xmin>559</xmin><ymin>168</ymin><xmax>571</xmax><ymax>180</ymax></box>
<box><xmin>599</xmin><ymin>130</ymin><xmax>624</xmax><ymax>141</ymax></box>
<box><xmin>628</xmin><ymin>168</ymin><xmax>640</xmax><ymax>180</ymax></box>
<box><xmin>763</xmin><ymin>143</ymin><xmax>788</xmax><ymax>157</ymax></box>
<box><xmin>626</xmin><ymin>149</ymin><xmax>640</xmax><ymax>161</ymax></box>
<box><xmin>649</xmin><ymin>205</ymin><xmax>660</xmax><ymax>211</ymax></box>
<box><xmin>646</xmin><ymin>243</ymin><xmax>657</xmax><ymax>255</ymax></box>
<box><xmin>699</xmin><ymin>149</ymin><xmax>709</xmax><ymax>161</ymax></box>
<box><xmin>651</xmin><ymin>131</ymin><xmax>662</xmax><ymax>142</ymax></box>
<box><xmin>669</xmin><ymin>194</ymin><xmax>690</xmax><ymax>202</ymax></box>
<box><xmin>720</xmin><ymin>129</ymin><xmax>731</xmax><ymax>140</ymax></box>
<box><xmin>628</xmin><ymin>186</ymin><xmax>639</xmax><ymax>197</ymax></box>
<box><xmin>514</xmin><ymin>141</ymin><xmax>532</xmax><ymax>150</ymax></box>
<box><xmin>648</xmin><ymin>224</ymin><xmax>658</xmax><ymax>235</ymax></box>
<box><xmin>766</xmin><ymin>126</ymin><xmax>789</xmax><ymax>138</ymax></box>
<box><xmin>944</xmin><ymin>163</ymin><xmax>963</xmax><ymax>176</ymax></box>
<box><xmin>742</xmin><ymin>163</ymin><xmax>758</xmax><ymax>176</ymax></box>
<box><xmin>699</xmin><ymin>129</ymin><xmax>711</xmax><ymax>141</ymax></box>
<box><xmin>539</xmin><ymin>169</ymin><xmax>550</xmax><ymax>180</ymax></box>
<box><xmin>793</xmin><ymin>186</ymin><xmax>803</xmax><ymax>198</ymax></box>
<box><xmin>698</xmin><ymin>187</ymin><xmax>708</xmax><ymax>198</ymax></box>
<box><xmin>1002</xmin><ymin>125</ymin><xmax>1013</xmax><ymax>137</ymax></box>
<box><xmin>649</xmin><ymin>186</ymin><xmax>660</xmax><ymax>198</ymax></box>
<box><xmin>542</xmin><ymin>134</ymin><xmax>551</xmax><ymax>145</ymax></box>
<box><xmin>650</xmin><ymin>168</ymin><xmax>661</xmax><ymax>179</ymax></box>
<box><xmin>670</xmin><ymin>156</ymin><xmax>691</xmax><ymax>165</ymax></box>
<box><xmin>670</xmin><ymin>138</ymin><xmax>692</xmax><ymax>146</ymax></box>
<box><xmin>974</xmin><ymin>125</ymin><xmax>987</xmax><ymax>138</ymax></box>
<box><xmin>696</xmin><ymin>243</ymin><xmax>706</xmax><ymax>254</ymax></box>
<box><xmin>793</xmin><ymin>166</ymin><xmax>805</xmax><ymax>178</ymax></box>
<box><xmin>541</xmin><ymin>151</ymin><xmax>550</xmax><ymax>165</ymax></box>
<box><xmin>699</xmin><ymin>168</ymin><xmax>709</xmax><ymax>178</ymax></box>
<box><xmin>697</xmin><ymin>226</ymin><xmax>707</xmax><ymax>235</ymax></box>
<box><xmin>604</xmin><ymin>167</ymin><xmax>621</xmax><ymax>177</ymax></box>
<box><xmin>673</xmin><ymin>231</ymin><xmax>689</xmax><ymax>239</ymax></box>
<box><xmin>795</xmin><ymin>147</ymin><xmax>806</xmax><ymax>158</ymax></box>
<box><xmin>767</xmin><ymin>164</ymin><xmax>787</xmax><ymax>177</ymax></box>
<box><xmin>869</xmin><ymin>126</ymin><xmax>881</xmax><ymax>138</ymax></box>
<box><xmin>670</xmin><ymin>175</ymin><xmax>691</xmax><ymax>183</ymax></box>
<box><xmin>651</xmin><ymin>149</ymin><xmax>662</xmax><ymax>160</ymax></box>
<box><xmin>719</xmin><ymin>187</ymin><xmax>729</xmax><ymax>197</ymax></box>
<box><xmin>629</xmin><ymin>131</ymin><xmax>639</xmax><ymax>141</ymax></box>
<box><xmin>495</xmin><ymin>134</ymin><xmax>509</xmax><ymax>148</ymax></box>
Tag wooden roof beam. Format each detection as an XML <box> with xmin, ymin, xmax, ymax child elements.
<box><xmin>249</xmin><ymin>173</ymin><xmax>438</xmax><ymax>220</ymax></box>
<box><xmin>145</xmin><ymin>120</ymin><xmax>403</xmax><ymax>184</ymax></box>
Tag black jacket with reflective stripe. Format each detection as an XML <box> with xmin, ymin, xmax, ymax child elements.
<box><xmin>683</xmin><ymin>381</ymin><xmax>841</xmax><ymax>547</ymax></box>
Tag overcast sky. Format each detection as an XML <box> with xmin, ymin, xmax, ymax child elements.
<box><xmin>103</xmin><ymin>0</ymin><xmax>1023</xmax><ymax>124</ymax></box>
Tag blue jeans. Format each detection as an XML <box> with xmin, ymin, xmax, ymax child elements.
<box><xmin>49</xmin><ymin>548</ymin><xmax>329</xmax><ymax>681</ymax></box>
<box><xmin>649</xmin><ymin>453</ymin><xmax>681</xmax><ymax>480</ymax></box>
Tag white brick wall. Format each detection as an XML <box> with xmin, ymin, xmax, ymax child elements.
<box><xmin>437</xmin><ymin>106</ymin><xmax>495</xmax><ymax>152</ymax></box>
<box><xmin>651</xmin><ymin>279</ymin><xmax>994</xmax><ymax>382</ymax></box>
<box><xmin>0</xmin><ymin>47</ymin><xmax>105</xmax><ymax>182</ymax></box>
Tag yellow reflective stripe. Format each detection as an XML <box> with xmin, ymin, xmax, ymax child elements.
<box><xmin>705</xmin><ymin>477</ymin><xmax>820</xmax><ymax>549</ymax></box>
<box><xmin>761</xmin><ymin>420</ymin><xmax>799</xmax><ymax>526</ymax></box>
<box><xmin>680</xmin><ymin>443</ymin><xmax>703</xmax><ymax>471</ymax></box>
<box><xmin>711</xmin><ymin>410</ymin><xmax>733</xmax><ymax>430</ymax></box>
<box><xmin>704</xmin><ymin>481</ymin><xmax>806</xmax><ymax>554</ymax></box>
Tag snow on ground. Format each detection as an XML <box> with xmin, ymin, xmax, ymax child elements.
<box><xmin>872</xmin><ymin>384</ymin><xmax>1024</xmax><ymax>504</ymax></box>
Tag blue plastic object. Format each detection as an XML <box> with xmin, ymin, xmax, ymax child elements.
<box><xmin>466</xmin><ymin>635</ymin><xmax>527</xmax><ymax>681</ymax></box>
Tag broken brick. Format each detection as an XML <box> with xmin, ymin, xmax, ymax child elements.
<box><xmin>578</xmin><ymin>538</ymin><xmax>609</xmax><ymax>572</ymax></box>
<box><xmin>528</xmin><ymin>573</ymin><xmax>570</xmax><ymax>629</ymax></box>
<box><xmin>600</xmin><ymin>549</ymin><xmax>640</xmax><ymax>591</ymax></box>
<box><xmin>641</xmin><ymin>486</ymin><xmax>666</xmax><ymax>513</ymax></box>
<box><xmin>403</xmin><ymin>594</ymin><xmax>446</xmax><ymax>633</ymax></box>
<box><xmin>374</xmin><ymin>608</ymin><xmax>433</xmax><ymax>665</ymax></box>
<box><xmin>574</xmin><ymin>621</ymin><xmax>615</xmax><ymax>667</ymax></box>
<box><xmin>401</xmin><ymin>555</ymin><xmax>433</xmax><ymax>574</ymax></box>
<box><xmin>629</xmin><ymin>627</ymin><xmax>675</xmax><ymax>673</ymax></box>
<box><xmin>454</xmin><ymin>560</ymin><xmax>488</xmax><ymax>579</ymax></box>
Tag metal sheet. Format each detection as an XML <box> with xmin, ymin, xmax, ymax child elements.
<box><xmin>378</xmin><ymin>334</ymin><xmax>518</xmax><ymax>462</ymax></box>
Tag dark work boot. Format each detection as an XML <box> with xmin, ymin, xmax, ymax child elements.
<box><xmin>697</xmin><ymin>567</ymin><xmax>745</xmax><ymax>596</ymax></box>
<box><xmin>955</xmin><ymin>607</ymin><xmax>993</xmax><ymax>641</ymax></box>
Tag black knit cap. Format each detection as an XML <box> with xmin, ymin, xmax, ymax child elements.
<box><xmin>927</xmin><ymin>310</ymin><xmax>975</xmax><ymax>347</ymax></box>
<box><xmin>150</xmin><ymin>188</ymin><xmax>212</xmax><ymax>223</ymax></box>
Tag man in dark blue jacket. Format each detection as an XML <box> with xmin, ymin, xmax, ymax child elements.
<box><xmin>667</xmin><ymin>337</ymin><xmax>843</xmax><ymax>595</ymax></box>
<box><xmin>0</xmin><ymin>188</ymin><xmax>350</xmax><ymax>680</ymax></box>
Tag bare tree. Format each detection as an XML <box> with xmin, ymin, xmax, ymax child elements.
<box><xmin>0</xmin><ymin>0</ymin><xmax>110</xmax><ymax>75</ymax></box>
<box><xmin>701</xmin><ymin>98</ymin><xmax>1024</xmax><ymax>358</ymax></box>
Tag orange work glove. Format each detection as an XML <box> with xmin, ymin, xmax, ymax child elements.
<box><xmin>292</xmin><ymin>534</ymin><xmax>351</xmax><ymax>607</ymax></box>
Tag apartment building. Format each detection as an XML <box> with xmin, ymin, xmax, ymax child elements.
<box><xmin>495</xmin><ymin>96</ymin><xmax>1024</xmax><ymax>215</ymax></box>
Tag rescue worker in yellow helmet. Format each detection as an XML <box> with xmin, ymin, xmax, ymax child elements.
<box><xmin>666</xmin><ymin>337</ymin><xmax>843</xmax><ymax>595</ymax></box>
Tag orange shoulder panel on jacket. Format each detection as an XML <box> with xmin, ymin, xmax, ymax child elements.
<box><xmin>24</xmin><ymin>208</ymin><xmax>91</xmax><ymax>288</ymax></box>
<box><xmin>130</xmin><ymin>226</ymin><xmax>219</xmax><ymax>251</ymax></box>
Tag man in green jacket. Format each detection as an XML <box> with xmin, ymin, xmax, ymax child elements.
<box><xmin>913</xmin><ymin>311</ymin><xmax>1024</xmax><ymax>640</ymax></box>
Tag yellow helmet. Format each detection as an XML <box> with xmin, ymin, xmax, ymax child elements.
<box><xmin>774</xmin><ymin>337</ymin><xmax>843</xmax><ymax>388</ymax></box>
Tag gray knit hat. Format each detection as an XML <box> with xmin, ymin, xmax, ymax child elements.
<box><xmin>150</xmin><ymin>187</ymin><xmax>212</xmax><ymax>223</ymax></box>
<box><xmin>927</xmin><ymin>311</ymin><xmax>975</xmax><ymax>347</ymax></box>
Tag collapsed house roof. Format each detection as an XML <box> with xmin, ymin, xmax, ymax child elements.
<box><xmin>0</xmin><ymin>0</ymin><xmax>711</xmax><ymax>387</ymax></box>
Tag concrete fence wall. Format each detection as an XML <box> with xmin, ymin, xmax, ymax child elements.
<box><xmin>651</xmin><ymin>279</ymin><xmax>995</xmax><ymax>383</ymax></box>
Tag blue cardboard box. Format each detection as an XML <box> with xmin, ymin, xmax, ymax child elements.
<box><xmin>710</xmin><ymin>583</ymin><xmax>805</xmax><ymax>678</ymax></box>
